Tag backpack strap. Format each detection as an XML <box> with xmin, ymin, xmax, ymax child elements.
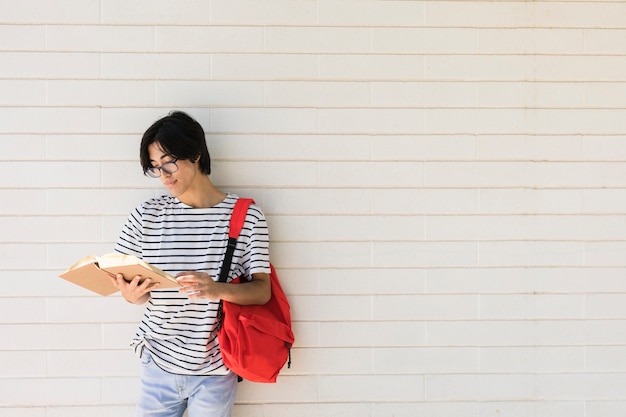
<box><xmin>218</xmin><ymin>198</ymin><xmax>255</xmax><ymax>283</ymax></box>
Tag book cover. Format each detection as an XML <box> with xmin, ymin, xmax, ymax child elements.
<box><xmin>59</xmin><ymin>253</ymin><xmax>180</xmax><ymax>296</ymax></box>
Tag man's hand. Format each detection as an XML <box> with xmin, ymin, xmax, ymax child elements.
<box><xmin>176</xmin><ymin>271</ymin><xmax>271</xmax><ymax>305</ymax></box>
<box><xmin>109</xmin><ymin>274</ymin><xmax>157</xmax><ymax>304</ymax></box>
<box><xmin>176</xmin><ymin>271</ymin><xmax>222</xmax><ymax>300</ymax></box>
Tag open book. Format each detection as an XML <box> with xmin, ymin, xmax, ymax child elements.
<box><xmin>59</xmin><ymin>253</ymin><xmax>180</xmax><ymax>296</ymax></box>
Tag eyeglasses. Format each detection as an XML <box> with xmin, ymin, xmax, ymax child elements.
<box><xmin>145</xmin><ymin>159</ymin><xmax>179</xmax><ymax>178</ymax></box>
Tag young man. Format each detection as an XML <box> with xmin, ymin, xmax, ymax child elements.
<box><xmin>109</xmin><ymin>111</ymin><xmax>271</xmax><ymax>417</ymax></box>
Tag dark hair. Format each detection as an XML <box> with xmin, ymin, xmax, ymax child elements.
<box><xmin>140</xmin><ymin>111</ymin><xmax>211</xmax><ymax>175</ymax></box>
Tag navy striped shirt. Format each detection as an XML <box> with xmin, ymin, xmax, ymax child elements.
<box><xmin>115</xmin><ymin>193</ymin><xmax>270</xmax><ymax>375</ymax></box>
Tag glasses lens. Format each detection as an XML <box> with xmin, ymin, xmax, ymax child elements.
<box><xmin>145</xmin><ymin>159</ymin><xmax>178</xmax><ymax>178</ymax></box>
<box><xmin>161</xmin><ymin>161</ymin><xmax>179</xmax><ymax>175</ymax></box>
<box><xmin>145</xmin><ymin>167</ymin><xmax>160</xmax><ymax>178</ymax></box>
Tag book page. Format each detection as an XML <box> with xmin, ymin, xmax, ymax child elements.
<box><xmin>59</xmin><ymin>252</ymin><xmax>181</xmax><ymax>295</ymax></box>
<box><xmin>98</xmin><ymin>254</ymin><xmax>179</xmax><ymax>288</ymax></box>
<box><xmin>64</xmin><ymin>255</ymin><xmax>99</xmax><ymax>272</ymax></box>
<box><xmin>98</xmin><ymin>253</ymin><xmax>176</xmax><ymax>281</ymax></box>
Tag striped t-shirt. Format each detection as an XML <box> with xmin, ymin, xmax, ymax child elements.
<box><xmin>114</xmin><ymin>193</ymin><xmax>270</xmax><ymax>375</ymax></box>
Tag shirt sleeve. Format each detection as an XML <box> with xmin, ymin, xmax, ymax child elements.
<box><xmin>114</xmin><ymin>205</ymin><xmax>144</xmax><ymax>258</ymax></box>
<box><xmin>241</xmin><ymin>203</ymin><xmax>271</xmax><ymax>278</ymax></box>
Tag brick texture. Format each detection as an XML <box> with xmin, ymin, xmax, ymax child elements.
<box><xmin>1</xmin><ymin>1</ymin><xmax>626</xmax><ymax>415</ymax></box>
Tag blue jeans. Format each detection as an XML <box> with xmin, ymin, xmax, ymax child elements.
<box><xmin>136</xmin><ymin>351</ymin><xmax>238</xmax><ymax>417</ymax></box>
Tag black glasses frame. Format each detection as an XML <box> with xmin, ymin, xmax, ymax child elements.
<box><xmin>145</xmin><ymin>159</ymin><xmax>179</xmax><ymax>178</ymax></box>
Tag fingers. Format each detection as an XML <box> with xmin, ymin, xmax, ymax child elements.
<box><xmin>176</xmin><ymin>273</ymin><xmax>212</xmax><ymax>298</ymax></box>
<box><xmin>109</xmin><ymin>273</ymin><xmax>127</xmax><ymax>289</ymax></box>
<box><xmin>134</xmin><ymin>275</ymin><xmax>155</xmax><ymax>290</ymax></box>
<box><xmin>112</xmin><ymin>274</ymin><xmax>159</xmax><ymax>293</ymax></box>
<box><xmin>177</xmin><ymin>279</ymin><xmax>201</xmax><ymax>296</ymax></box>
<box><xmin>176</xmin><ymin>272</ymin><xmax>201</xmax><ymax>294</ymax></box>
<box><xmin>175</xmin><ymin>271</ymin><xmax>201</xmax><ymax>283</ymax></box>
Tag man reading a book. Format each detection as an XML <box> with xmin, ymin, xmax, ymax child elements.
<box><xmin>109</xmin><ymin>111</ymin><xmax>271</xmax><ymax>417</ymax></box>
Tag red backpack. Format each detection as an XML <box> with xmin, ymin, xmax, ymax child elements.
<box><xmin>217</xmin><ymin>198</ymin><xmax>294</xmax><ymax>383</ymax></box>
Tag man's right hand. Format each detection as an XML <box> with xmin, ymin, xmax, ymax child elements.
<box><xmin>109</xmin><ymin>274</ymin><xmax>158</xmax><ymax>304</ymax></box>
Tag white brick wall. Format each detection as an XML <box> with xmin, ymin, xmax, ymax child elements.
<box><xmin>2</xmin><ymin>0</ymin><xmax>626</xmax><ymax>415</ymax></box>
